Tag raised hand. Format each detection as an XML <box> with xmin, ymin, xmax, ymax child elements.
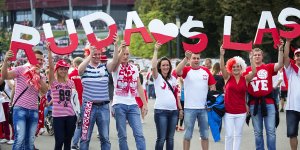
<box><xmin>4</xmin><ymin>50</ymin><xmax>14</xmax><ymax>61</ymax></box>
<box><xmin>220</xmin><ymin>45</ymin><xmax>225</xmax><ymax>56</ymax></box>
<box><xmin>154</xmin><ymin>42</ymin><xmax>161</xmax><ymax>51</ymax></box>
<box><xmin>113</xmin><ymin>33</ymin><xmax>119</xmax><ymax>46</ymax></box>
<box><xmin>118</xmin><ymin>40</ymin><xmax>126</xmax><ymax>52</ymax></box>
<box><xmin>89</xmin><ymin>46</ymin><xmax>96</xmax><ymax>57</ymax></box>
<box><xmin>185</xmin><ymin>51</ymin><xmax>192</xmax><ymax>59</ymax></box>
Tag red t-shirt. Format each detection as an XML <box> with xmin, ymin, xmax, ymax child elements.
<box><xmin>224</xmin><ymin>76</ymin><xmax>247</xmax><ymax>114</ymax></box>
<box><xmin>68</xmin><ymin>68</ymin><xmax>83</xmax><ymax>106</ymax></box>
<box><xmin>243</xmin><ymin>63</ymin><xmax>276</xmax><ymax>105</ymax></box>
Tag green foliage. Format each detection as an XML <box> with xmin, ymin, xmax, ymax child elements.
<box><xmin>0</xmin><ymin>29</ymin><xmax>10</xmax><ymax>53</ymax></box>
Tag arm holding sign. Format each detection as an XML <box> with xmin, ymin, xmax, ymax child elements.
<box><xmin>245</xmin><ymin>52</ymin><xmax>256</xmax><ymax>83</ymax></box>
<box><xmin>1</xmin><ymin>50</ymin><xmax>16</xmax><ymax>80</ymax></box>
<box><xmin>113</xmin><ymin>41</ymin><xmax>126</xmax><ymax>72</ymax></box>
<box><xmin>274</xmin><ymin>43</ymin><xmax>284</xmax><ymax>72</ymax></box>
<box><xmin>78</xmin><ymin>46</ymin><xmax>95</xmax><ymax>76</ymax></box>
<box><xmin>151</xmin><ymin>42</ymin><xmax>161</xmax><ymax>79</ymax></box>
<box><xmin>176</xmin><ymin>51</ymin><xmax>192</xmax><ymax>76</ymax></box>
<box><xmin>283</xmin><ymin>39</ymin><xmax>292</xmax><ymax>68</ymax></box>
<box><xmin>220</xmin><ymin>45</ymin><xmax>230</xmax><ymax>82</ymax></box>
<box><xmin>47</xmin><ymin>43</ymin><xmax>55</xmax><ymax>85</ymax></box>
<box><xmin>107</xmin><ymin>34</ymin><xmax>119</xmax><ymax>73</ymax></box>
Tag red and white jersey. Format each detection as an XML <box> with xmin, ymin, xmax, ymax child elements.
<box><xmin>243</xmin><ymin>63</ymin><xmax>276</xmax><ymax>104</ymax></box>
<box><xmin>284</xmin><ymin>62</ymin><xmax>300</xmax><ymax>111</ymax></box>
<box><xmin>112</xmin><ymin>64</ymin><xmax>139</xmax><ymax>106</ymax></box>
<box><xmin>154</xmin><ymin>74</ymin><xmax>177</xmax><ymax>110</ymax></box>
<box><xmin>181</xmin><ymin>66</ymin><xmax>216</xmax><ymax>109</ymax></box>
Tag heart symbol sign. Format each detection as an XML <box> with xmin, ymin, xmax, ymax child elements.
<box><xmin>148</xmin><ymin>19</ymin><xmax>179</xmax><ymax>44</ymax></box>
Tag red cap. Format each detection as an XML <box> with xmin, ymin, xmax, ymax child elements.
<box><xmin>55</xmin><ymin>60</ymin><xmax>70</xmax><ymax>72</ymax></box>
<box><xmin>100</xmin><ymin>55</ymin><xmax>108</xmax><ymax>61</ymax></box>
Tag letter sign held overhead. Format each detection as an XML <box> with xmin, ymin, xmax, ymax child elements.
<box><xmin>43</xmin><ymin>19</ymin><xmax>79</xmax><ymax>55</ymax></box>
<box><xmin>222</xmin><ymin>16</ymin><xmax>252</xmax><ymax>51</ymax></box>
<box><xmin>80</xmin><ymin>12</ymin><xmax>117</xmax><ymax>50</ymax></box>
<box><xmin>10</xmin><ymin>24</ymin><xmax>40</xmax><ymax>65</ymax></box>
<box><xmin>124</xmin><ymin>11</ymin><xmax>153</xmax><ymax>46</ymax></box>
<box><xmin>180</xmin><ymin>16</ymin><xmax>208</xmax><ymax>53</ymax></box>
<box><xmin>148</xmin><ymin>19</ymin><xmax>178</xmax><ymax>44</ymax></box>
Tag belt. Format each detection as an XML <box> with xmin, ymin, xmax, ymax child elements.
<box><xmin>92</xmin><ymin>101</ymin><xmax>110</xmax><ymax>106</ymax></box>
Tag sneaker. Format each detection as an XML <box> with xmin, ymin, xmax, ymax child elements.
<box><xmin>71</xmin><ymin>145</ymin><xmax>79</xmax><ymax>150</ymax></box>
<box><xmin>0</xmin><ymin>139</ymin><xmax>8</xmax><ymax>143</ymax></box>
<box><xmin>7</xmin><ymin>140</ymin><xmax>14</xmax><ymax>145</ymax></box>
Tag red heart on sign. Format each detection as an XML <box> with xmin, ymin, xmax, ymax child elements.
<box><xmin>148</xmin><ymin>19</ymin><xmax>179</xmax><ymax>44</ymax></box>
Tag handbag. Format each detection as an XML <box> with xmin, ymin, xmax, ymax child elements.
<box><xmin>8</xmin><ymin>87</ymin><xmax>28</xmax><ymax>124</ymax></box>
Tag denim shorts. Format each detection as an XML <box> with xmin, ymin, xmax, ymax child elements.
<box><xmin>184</xmin><ymin>109</ymin><xmax>209</xmax><ymax>140</ymax></box>
<box><xmin>286</xmin><ymin>110</ymin><xmax>300</xmax><ymax>137</ymax></box>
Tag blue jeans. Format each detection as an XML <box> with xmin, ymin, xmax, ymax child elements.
<box><xmin>250</xmin><ymin>104</ymin><xmax>276</xmax><ymax>150</ymax></box>
<box><xmin>184</xmin><ymin>109</ymin><xmax>209</xmax><ymax>140</ymax></box>
<box><xmin>12</xmin><ymin>106</ymin><xmax>38</xmax><ymax>150</ymax></box>
<box><xmin>154</xmin><ymin>109</ymin><xmax>178</xmax><ymax>150</ymax></box>
<box><xmin>147</xmin><ymin>84</ymin><xmax>156</xmax><ymax>98</ymax></box>
<box><xmin>80</xmin><ymin>102</ymin><xmax>111</xmax><ymax>150</ymax></box>
<box><xmin>113</xmin><ymin>104</ymin><xmax>146</xmax><ymax>150</ymax></box>
<box><xmin>72</xmin><ymin>123</ymin><xmax>82</xmax><ymax>146</ymax></box>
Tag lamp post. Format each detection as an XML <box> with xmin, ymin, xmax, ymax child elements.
<box><xmin>176</xmin><ymin>16</ymin><xmax>181</xmax><ymax>58</ymax></box>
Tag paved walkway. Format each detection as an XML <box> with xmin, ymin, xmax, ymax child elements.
<box><xmin>0</xmin><ymin>99</ymin><xmax>291</xmax><ymax>150</ymax></box>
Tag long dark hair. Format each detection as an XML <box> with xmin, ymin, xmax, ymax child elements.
<box><xmin>157</xmin><ymin>57</ymin><xmax>172</xmax><ymax>80</ymax></box>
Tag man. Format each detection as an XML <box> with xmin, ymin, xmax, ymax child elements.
<box><xmin>283</xmin><ymin>39</ymin><xmax>300</xmax><ymax>150</ymax></box>
<box><xmin>69</xmin><ymin>57</ymin><xmax>83</xmax><ymax>150</ymax></box>
<box><xmin>203</xmin><ymin>58</ymin><xmax>212</xmax><ymax>70</ymax></box>
<box><xmin>176</xmin><ymin>51</ymin><xmax>216</xmax><ymax>150</ymax></box>
<box><xmin>1</xmin><ymin>50</ymin><xmax>48</xmax><ymax>150</ymax></box>
<box><xmin>77</xmin><ymin>35</ymin><xmax>119</xmax><ymax>150</ymax></box>
<box><xmin>243</xmin><ymin>45</ymin><xmax>283</xmax><ymax>150</ymax></box>
<box><xmin>111</xmin><ymin>41</ymin><xmax>148</xmax><ymax>150</ymax></box>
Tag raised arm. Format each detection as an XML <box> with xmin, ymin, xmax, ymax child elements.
<box><xmin>78</xmin><ymin>46</ymin><xmax>95</xmax><ymax>75</ymax></box>
<box><xmin>220</xmin><ymin>45</ymin><xmax>229</xmax><ymax>81</ymax></box>
<box><xmin>47</xmin><ymin>43</ymin><xmax>55</xmax><ymax>85</ymax></box>
<box><xmin>107</xmin><ymin>34</ymin><xmax>119</xmax><ymax>73</ymax></box>
<box><xmin>176</xmin><ymin>51</ymin><xmax>192</xmax><ymax>76</ymax></box>
<box><xmin>274</xmin><ymin>43</ymin><xmax>284</xmax><ymax>72</ymax></box>
<box><xmin>1</xmin><ymin>50</ymin><xmax>16</xmax><ymax>80</ymax></box>
<box><xmin>113</xmin><ymin>40</ymin><xmax>126</xmax><ymax>72</ymax></box>
<box><xmin>245</xmin><ymin>52</ymin><xmax>256</xmax><ymax>82</ymax></box>
<box><xmin>151</xmin><ymin>42</ymin><xmax>161</xmax><ymax>79</ymax></box>
<box><xmin>284</xmin><ymin>39</ymin><xmax>292</xmax><ymax>68</ymax></box>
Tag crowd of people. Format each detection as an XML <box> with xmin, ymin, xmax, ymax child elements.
<box><xmin>0</xmin><ymin>36</ymin><xmax>299</xmax><ymax>150</ymax></box>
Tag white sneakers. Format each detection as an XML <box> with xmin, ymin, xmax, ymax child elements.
<box><xmin>0</xmin><ymin>139</ymin><xmax>14</xmax><ymax>145</ymax></box>
<box><xmin>0</xmin><ymin>139</ymin><xmax>8</xmax><ymax>143</ymax></box>
<box><xmin>7</xmin><ymin>140</ymin><xmax>14</xmax><ymax>145</ymax></box>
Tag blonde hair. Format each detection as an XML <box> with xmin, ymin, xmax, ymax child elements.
<box><xmin>252</xmin><ymin>48</ymin><xmax>264</xmax><ymax>56</ymax></box>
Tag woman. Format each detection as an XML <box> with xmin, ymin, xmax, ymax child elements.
<box><xmin>211</xmin><ymin>62</ymin><xmax>225</xmax><ymax>93</ymax></box>
<box><xmin>47</xmin><ymin>45</ymin><xmax>77</xmax><ymax>150</ymax></box>
<box><xmin>220</xmin><ymin>45</ymin><xmax>256</xmax><ymax>150</ymax></box>
<box><xmin>152</xmin><ymin>42</ymin><xmax>183</xmax><ymax>150</ymax></box>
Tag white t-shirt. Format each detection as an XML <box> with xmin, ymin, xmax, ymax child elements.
<box><xmin>112</xmin><ymin>64</ymin><xmax>139</xmax><ymax>106</ymax></box>
<box><xmin>154</xmin><ymin>74</ymin><xmax>177</xmax><ymax>110</ymax></box>
<box><xmin>272</xmin><ymin>72</ymin><xmax>280</xmax><ymax>88</ymax></box>
<box><xmin>285</xmin><ymin>63</ymin><xmax>300</xmax><ymax>112</ymax></box>
<box><xmin>181</xmin><ymin>66</ymin><xmax>216</xmax><ymax>109</ymax></box>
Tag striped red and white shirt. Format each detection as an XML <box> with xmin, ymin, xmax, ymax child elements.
<box><xmin>50</xmin><ymin>80</ymin><xmax>75</xmax><ymax>117</ymax></box>
<box><xmin>13</xmin><ymin>66</ymin><xmax>40</xmax><ymax>110</ymax></box>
